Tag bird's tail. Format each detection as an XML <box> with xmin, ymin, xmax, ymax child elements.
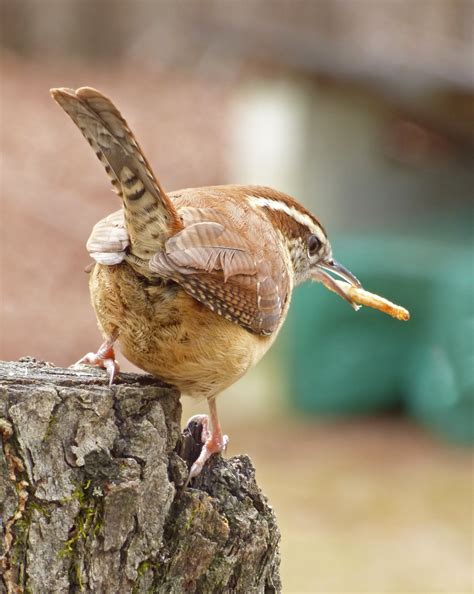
<box><xmin>50</xmin><ymin>87</ymin><xmax>181</xmax><ymax>258</ymax></box>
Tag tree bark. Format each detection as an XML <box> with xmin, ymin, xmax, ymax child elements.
<box><xmin>0</xmin><ymin>358</ymin><xmax>281</xmax><ymax>594</ymax></box>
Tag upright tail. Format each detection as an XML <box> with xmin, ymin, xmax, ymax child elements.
<box><xmin>50</xmin><ymin>87</ymin><xmax>182</xmax><ymax>258</ymax></box>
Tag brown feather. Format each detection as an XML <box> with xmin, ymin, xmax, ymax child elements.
<box><xmin>164</xmin><ymin>222</ymin><xmax>256</xmax><ymax>280</ymax></box>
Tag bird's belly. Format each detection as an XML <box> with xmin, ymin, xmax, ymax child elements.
<box><xmin>89</xmin><ymin>263</ymin><xmax>277</xmax><ymax>398</ymax></box>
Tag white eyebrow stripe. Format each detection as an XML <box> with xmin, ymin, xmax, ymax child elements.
<box><xmin>248</xmin><ymin>195</ymin><xmax>326</xmax><ymax>242</ymax></box>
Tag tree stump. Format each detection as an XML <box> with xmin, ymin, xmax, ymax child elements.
<box><xmin>0</xmin><ymin>358</ymin><xmax>281</xmax><ymax>593</ymax></box>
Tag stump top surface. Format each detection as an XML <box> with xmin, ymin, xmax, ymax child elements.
<box><xmin>0</xmin><ymin>357</ymin><xmax>177</xmax><ymax>393</ymax></box>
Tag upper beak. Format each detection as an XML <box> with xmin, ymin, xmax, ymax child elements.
<box><xmin>312</xmin><ymin>258</ymin><xmax>362</xmax><ymax>309</ymax></box>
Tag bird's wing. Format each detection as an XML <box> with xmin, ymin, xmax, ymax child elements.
<box><xmin>86</xmin><ymin>209</ymin><xmax>129</xmax><ymax>265</ymax></box>
<box><xmin>149</xmin><ymin>208</ymin><xmax>290</xmax><ymax>335</ymax></box>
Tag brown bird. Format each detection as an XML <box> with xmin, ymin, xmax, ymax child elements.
<box><xmin>51</xmin><ymin>87</ymin><xmax>363</xmax><ymax>480</ymax></box>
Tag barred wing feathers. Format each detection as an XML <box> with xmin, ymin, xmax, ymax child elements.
<box><xmin>150</xmin><ymin>211</ymin><xmax>289</xmax><ymax>334</ymax></box>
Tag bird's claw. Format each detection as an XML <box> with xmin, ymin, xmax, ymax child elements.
<box><xmin>184</xmin><ymin>414</ymin><xmax>229</xmax><ymax>486</ymax></box>
<box><xmin>73</xmin><ymin>343</ymin><xmax>120</xmax><ymax>386</ymax></box>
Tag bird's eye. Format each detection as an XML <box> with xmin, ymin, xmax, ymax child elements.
<box><xmin>307</xmin><ymin>234</ymin><xmax>322</xmax><ymax>255</ymax></box>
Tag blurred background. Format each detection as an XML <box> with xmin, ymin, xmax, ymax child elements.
<box><xmin>1</xmin><ymin>1</ymin><xmax>473</xmax><ymax>592</ymax></box>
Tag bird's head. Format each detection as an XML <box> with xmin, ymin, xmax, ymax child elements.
<box><xmin>249</xmin><ymin>188</ymin><xmax>361</xmax><ymax>307</ymax></box>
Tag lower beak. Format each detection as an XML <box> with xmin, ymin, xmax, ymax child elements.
<box><xmin>312</xmin><ymin>259</ymin><xmax>362</xmax><ymax>309</ymax></box>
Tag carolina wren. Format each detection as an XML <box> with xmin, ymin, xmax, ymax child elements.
<box><xmin>51</xmin><ymin>87</ymin><xmax>363</xmax><ymax>480</ymax></box>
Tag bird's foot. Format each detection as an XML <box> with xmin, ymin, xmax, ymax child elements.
<box><xmin>73</xmin><ymin>340</ymin><xmax>120</xmax><ymax>386</ymax></box>
<box><xmin>185</xmin><ymin>414</ymin><xmax>229</xmax><ymax>485</ymax></box>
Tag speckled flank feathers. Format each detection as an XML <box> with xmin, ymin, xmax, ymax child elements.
<box><xmin>89</xmin><ymin>262</ymin><xmax>279</xmax><ymax>399</ymax></box>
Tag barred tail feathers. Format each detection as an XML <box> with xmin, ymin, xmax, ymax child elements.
<box><xmin>50</xmin><ymin>87</ymin><xmax>181</xmax><ymax>254</ymax></box>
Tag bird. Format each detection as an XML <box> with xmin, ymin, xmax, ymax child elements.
<box><xmin>50</xmin><ymin>87</ymin><xmax>363</xmax><ymax>481</ymax></box>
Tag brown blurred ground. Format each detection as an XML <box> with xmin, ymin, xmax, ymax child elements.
<box><xmin>0</xmin><ymin>55</ymin><xmax>231</xmax><ymax>367</ymax></box>
<box><xmin>184</xmin><ymin>391</ymin><xmax>474</xmax><ymax>593</ymax></box>
<box><xmin>224</xmin><ymin>416</ymin><xmax>473</xmax><ymax>593</ymax></box>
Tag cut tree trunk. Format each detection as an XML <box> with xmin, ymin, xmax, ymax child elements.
<box><xmin>0</xmin><ymin>358</ymin><xmax>281</xmax><ymax>593</ymax></box>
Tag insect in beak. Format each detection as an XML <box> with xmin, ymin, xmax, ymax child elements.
<box><xmin>312</xmin><ymin>259</ymin><xmax>362</xmax><ymax>309</ymax></box>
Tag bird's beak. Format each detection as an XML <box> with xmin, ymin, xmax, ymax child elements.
<box><xmin>312</xmin><ymin>259</ymin><xmax>362</xmax><ymax>309</ymax></box>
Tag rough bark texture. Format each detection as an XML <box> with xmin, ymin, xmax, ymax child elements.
<box><xmin>0</xmin><ymin>358</ymin><xmax>281</xmax><ymax>593</ymax></box>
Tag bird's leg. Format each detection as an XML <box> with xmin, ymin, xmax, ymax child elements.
<box><xmin>73</xmin><ymin>330</ymin><xmax>120</xmax><ymax>386</ymax></box>
<box><xmin>187</xmin><ymin>397</ymin><xmax>229</xmax><ymax>483</ymax></box>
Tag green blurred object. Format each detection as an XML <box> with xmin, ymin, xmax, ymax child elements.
<box><xmin>287</xmin><ymin>233</ymin><xmax>473</xmax><ymax>444</ymax></box>
<box><xmin>406</xmin><ymin>248</ymin><xmax>473</xmax><ymax>444</ymax></box>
